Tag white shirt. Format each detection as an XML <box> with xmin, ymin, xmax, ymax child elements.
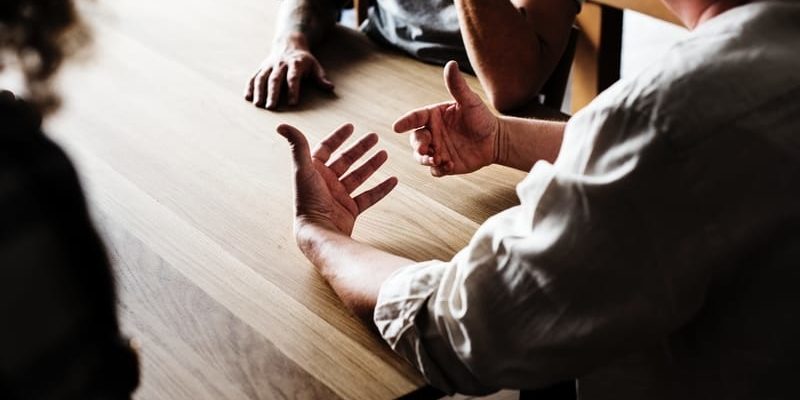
<box><xmin>374</xmin><ymin>2</ymin><xmax>800</xmax><ymax>398</ymax></box>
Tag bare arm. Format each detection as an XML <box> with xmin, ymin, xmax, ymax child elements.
<box><xmin>245</xmin><ymin>0</ymin><xmax>343</xmax><ymax>109</ymax></box>
<box><xmin>495</xmin><ymin>116</ymin><xmax>565</xmax><ymax>171</ymax></box>
<box><xmin>272</xmin><ymin>0</ymin><xmax>341</xmax><ymax>46</ymax></box>
<box><xmin>296</xmin><ymin>223</ymin><xmax>413</xmax><ymax>323</ymax></box>
<box><xmin>455</xmin><ymin>0</ymin><xmax>578</xmax><ymax>113</ymax></box>
<box><xmin>275</xmin><ymin>123</ymin><xmax>411</xmax><ymax>325</ymax></box>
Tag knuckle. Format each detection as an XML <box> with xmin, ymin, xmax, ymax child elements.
<box><xmin>287</xmin><ymin>71</ymin><xmax>301</xmax><ymax>82</ymax></box>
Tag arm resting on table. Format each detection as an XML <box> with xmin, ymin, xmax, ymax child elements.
<box><xmin>296</xmin><ymin>222</ymin><xmax>414</xmax><ymax>324</ymax></box>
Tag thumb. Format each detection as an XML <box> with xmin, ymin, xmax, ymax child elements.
<box><xmin>276</xmin><ymin>124</ymin><xmax>313</xmax><ymax>171</ymax></box>
<box><xmin>443</xmin><ymin>60</ymin><xmax>481</xmax><ymax>107</ymax></box>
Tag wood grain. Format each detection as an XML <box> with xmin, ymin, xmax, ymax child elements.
<box><xmin>46</xmin><ymin>0</ymin><xmax>527</xmax><ymax>398</ymax></box>
<box><xmin>591</xmin><ymin>0</ymin><xmax>682</xmax><ymax>25</ymax></box>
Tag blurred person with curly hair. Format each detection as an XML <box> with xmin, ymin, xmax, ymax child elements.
<box><xmin>0</xmin><ymin>1</ymin><xmax>139</xmax><ymax>399</ymax></box>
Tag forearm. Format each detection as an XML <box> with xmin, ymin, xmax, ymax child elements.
<box><xmin>296</xmin><ymin>223</ymin><xmax>415</xmax><ymax>323</ymax></box>
<box><xmin>494</xmin><ymin>116</ymin><xmax>565</xmax><ymax>171</ymax></box>
<box><xmin>454</xmin><ymin>0</ymin><xmax>575</xmax><ymax>112</ymax></box>
<box><xmin>273</xmin><ymin>0</ymin><xmax>341</xmax><ymax>50</ymax></box>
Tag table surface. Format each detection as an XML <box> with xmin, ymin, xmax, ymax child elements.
<box><xmin>48</xmin><ymin>1</ymin><xmax>526</xmax><ymax>399</ymax></box>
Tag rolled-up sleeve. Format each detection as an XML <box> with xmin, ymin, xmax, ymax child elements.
<box><xmin>374</xmin><ymin>95</ymin><xmax>714</xmax><ymax>394</ymax></box>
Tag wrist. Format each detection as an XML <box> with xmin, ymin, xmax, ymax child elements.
<box><xmin>294</xmin><ymin>217</ymin><xmax>346</xmax><ymax>269</ymax></box>
<box><xmin>275</xmin><ymin>32</ymin><xmax>310</xmax><ymax>52</ymax></box>
<box><xmin>492</xmin><ymin>116</ymin><xmax>509</xmax><ymax>166</ymax></box>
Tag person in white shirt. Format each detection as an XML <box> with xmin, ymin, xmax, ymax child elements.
<box><xmin>275</xmin><ymin>0</ymin><xmax>800</xmax><ymax>397</ymax></box>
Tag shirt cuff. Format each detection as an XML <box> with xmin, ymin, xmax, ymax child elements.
<box><xmin>373</xmin><ymin>260</ymin><xmax>456</xmax><ymax>393</ymax></box>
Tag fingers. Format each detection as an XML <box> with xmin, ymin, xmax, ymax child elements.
<box><xmin>392</xmin><ymin>101</ymin><xmax>451</xmax><ymax>132</ymax></box>
<box><xmin>313</xmin><ymin>61</ymin><xmax>335</xmax><ymax>91</ymax></box>
<box><xmin>253</xmin><ymin>68</ymin><xmax>271</xmax><ymax>107</ymax></box>
<box><xmin>251</xmin><ymin>58</ymin><xmax>332</xmax><ymax>109</ymax></box>
<box><xmin>393</xmin><ymin>108</ymin><xmax>431</xmax><ymax>133</ymax></box>
<box><xmin>276</xmin><ymin>124</ymin><xmax>313</xmax><ymax>171</ymax></box>
<box><xmin>286</xmin><ymin>63</ymin><xmax>303</xmax><ymax>106</ymax></box>
<box><xmin>278</xmin><ymin>123</ymin><xmax>397</xmax><ymax>213</ymax></box>
<box><xmin>443</xmin><ymin>60</ymin><xmax>482</xmax><ymax>107</ymax></box>
<box><xmin>354</xmin><ymin>177</ymin><xmax>399</xmax><ymax>214</ymax></box>
<box><xmin>340</xmin><ymin>150</ymin><xmax>388</xmax><ymax>193</ymax></box>
<box><xmin>266</xmin><ymin>64</ymin><xmax>288</xmax><ymax>110</ymax></box>
<box><xmin>426</xmin><ymin>106</ymin><xmax>453</xmax><ymax>169</ymax></box>
<box><xmin>430</xmin><ymin>161</ymin><xmax>453</xmax><ymax>178</ymax></box>
<box><xmin>311</xmin><ymin>123</ymin><xmax>355</xmax><ymax>163</ymax></box>
<box><xmin>244</xmin><ymin>70</ymin><xmax>258</xmax><ymax>101</ymax></box>
<box><xmin>328</xmin><ymin>132</ymin><xmax>379</xmax><ymax>177</ymax></box>
<box><xmin>410</xmin><ymin>128</ymin><xmax>437</xmax><ymax>166</ymax></box>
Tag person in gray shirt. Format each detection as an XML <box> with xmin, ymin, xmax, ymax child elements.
<box><xmin>245</xmin><ymin>0</ymin><xmax>582</xmax><ymax>113</ymax></box>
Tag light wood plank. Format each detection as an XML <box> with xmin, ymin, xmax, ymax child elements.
<box><xmin>591</xmin><ymin>0</ymin><xmax>682</xmax><ymax>25</ymax></box>
<box><xmin>96</xmin><ymin>211</ymin><xmax>341</xmax><ymax>400</ymax></box>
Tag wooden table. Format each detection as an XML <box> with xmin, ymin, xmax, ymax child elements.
<box><xmin>570</xmin><ymin>0</ymin><xmax>683</xmax><ymax>111</ymax></box>
<box><xmin>47</xmin><ymin>0</ymin><xmax>525</xmax><ymax>399</ymax></box>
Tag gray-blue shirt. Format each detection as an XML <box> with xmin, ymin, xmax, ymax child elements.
<box><xmin>362</xmin><ymin>0</ymin><xmax>583</xmax><ymax>69</ymax></box>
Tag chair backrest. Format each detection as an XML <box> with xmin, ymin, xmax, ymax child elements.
<box><xmin>541</xmin><ymin>26</ymin><xmax>579</xmax><ymax>110</ymax></box>
<box><xmin>354</xmin><ymin>0</ymin><xmax>370</xmax><ymax>27</ymax></box>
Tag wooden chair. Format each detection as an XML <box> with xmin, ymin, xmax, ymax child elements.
<box><xmin>571</xmin><ymin>0</ymin><xmax>681</xmax><ymax>111</ymax></box>
<box><xmin>354</xmin><ymin>0</ymin><xmax>369</xmax><ymax>28</ymax></box>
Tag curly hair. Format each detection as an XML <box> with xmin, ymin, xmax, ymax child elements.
<box><xmin>0</xmin><ymin>0</ymin><xmax>89</xmax><ymax>113</ymax></box>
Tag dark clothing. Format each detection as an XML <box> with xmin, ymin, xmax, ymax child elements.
<box><xmin>0</xmin><ymin>93</ymin><xmax>138</xmax><ymax>399</ymax></box>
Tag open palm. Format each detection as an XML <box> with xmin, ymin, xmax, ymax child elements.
<box><xmin>393</xmin><ymin>61</ymin><xmax>499</xmax><ymax>176</ymax></box>
<box><xmin>277</xmin><ymin>123</ymin><xmax>397</xmax><ymax>236</ymax></box>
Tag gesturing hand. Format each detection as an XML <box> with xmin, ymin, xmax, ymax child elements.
<box><xmin>393</xmin><ymin>61</ymin><xmax>500</xmax><ymax>177</ymax></box>
<box><xmin>246</xmin><ymin>36</ymin><xmax>335</xmax><ymax>110</ymax></box>
<box><xmin>277</xmin><ymin>123</ymin><xmax>398</xmax><ymax>237</ymax></box>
